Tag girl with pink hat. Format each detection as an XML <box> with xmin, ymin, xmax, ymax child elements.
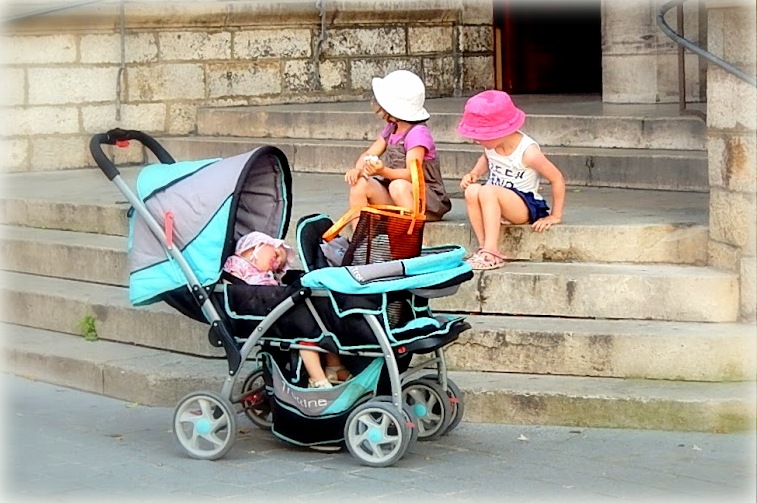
<box><xmin>344</xmin><ymin>69</ymin><xmax>451</xmax><ymax>221</ymax></box>
<box><xmin>456</xmin><ymin>90</ymin><xmax>565</xmax><ymax>270</ymax></box>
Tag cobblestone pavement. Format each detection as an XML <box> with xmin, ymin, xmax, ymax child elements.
<box><xmin>2</xmin><ymin>374</ymin><xmax>754</xmax><ymax>503</ymax></box>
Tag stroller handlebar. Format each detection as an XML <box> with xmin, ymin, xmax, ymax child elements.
<box><xmin>89</xmin><ymin>128</ymin><xmax>176</xmax><ymax>181</ymax></box>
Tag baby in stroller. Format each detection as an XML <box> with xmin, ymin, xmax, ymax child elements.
<box><xmin>90</xmin><ymin>129</ymin><xmax>474</xmax><ymax>467</ymax></box>
<box><xmin>223</xmin><ymin>231</ymin><xmax>350</xmax><ymax>389</ymax></box>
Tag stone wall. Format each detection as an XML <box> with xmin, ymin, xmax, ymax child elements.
<box><xmin>0</xmin><ymin>0</ymin><xmax>494</xmax><ymax>172</ymax></box>
<box><xmin>602</xmin><ymin>0</ymin><xmax>705</xmax><ymax>103</ymax></box>
<box><xmin>704</xmin><ymin>0</ymin><xmax>757</xmax><ymax>321</ymax></box>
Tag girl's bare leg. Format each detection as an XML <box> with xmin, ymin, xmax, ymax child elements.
<box><xmin>479</xmin><ymin>185</ymin><xmax>529</xmax><ymax>252</ymax></box>
<box><xmin>349</xmin><ymin>177</ymin><xmax>393</xmax><ymax>209</ymax></box>
<box><xmin>300</xmin><ymin>349</ymin><xmax>327</xmax><ymax>382</ymax></box>
<box><xmin>464</xmin><ymin>184</ymin><xmax>485</xmax><ymax>248</ymax></box>
<box><xmin>387</xmin><ymin>179</ymin><xmax>414</xmax><ymax>210</ymax></box>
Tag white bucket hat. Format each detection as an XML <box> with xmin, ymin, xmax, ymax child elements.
<box><xmin>371</xmin><ymin>70</ymin><xmax>430</xmax><ymax>122</ymax></box>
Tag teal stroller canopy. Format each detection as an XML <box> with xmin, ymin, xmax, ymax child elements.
<box><xmin>128</xmin><ymin>147</ymin><xmax>292</xmax><ymax>306</ymax></box>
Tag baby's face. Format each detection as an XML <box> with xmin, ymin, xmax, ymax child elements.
<box><xmin>241</xmin><ymin>243</ymin><xmax>287</xmax><ymax>273</ymax></box>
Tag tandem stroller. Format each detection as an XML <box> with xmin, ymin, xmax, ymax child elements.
<box><xmin>90</xmin><ymin>129</ymin><xmax>474</xmax><ymax>467</ymax></box>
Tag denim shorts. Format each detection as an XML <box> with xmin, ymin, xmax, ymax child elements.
<box><xmin>507</xmin><ymin>187</ymin><xmax>550</xmax><ymax>224</ymax></box>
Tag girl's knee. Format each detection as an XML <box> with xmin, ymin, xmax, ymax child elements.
<box><xmin>388</xmin><ymin>179</ymin><xmax>411</xmax><ymax>199</ymax></box>
<box><xmin>464</xmin><ymin>184</ymin><xmax>481</xmax><ymax>201</ymax></box>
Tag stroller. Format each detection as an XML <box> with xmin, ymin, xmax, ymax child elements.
<box><xmin>90</xmin><ymin>129</ymin><xmax>474</xmax><ymax>467</ymax></box>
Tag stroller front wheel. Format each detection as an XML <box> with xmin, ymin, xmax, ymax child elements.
<box><xmin>344</xmin><ymin>399</ymin><xmax>413</xmax><ymax>467</ymax></box>
<box><xmin>173</xmin><ymin>391</ymin><xmax>237</xmax><ymax>460</ymax></box>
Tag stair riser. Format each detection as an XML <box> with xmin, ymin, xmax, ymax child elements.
<box><xmin>160</xmin><ymin>137</ymin><xmax>709</xmax><ymax>192</ymax></box>
<box><xmin>6</xmin><ymin>342</ymin><xmax>752</xmax><ymax>432</ymax></box>
<box><xmin>441</xmin><ymin>330</ymin><xmax>756</xmax><ymax>382</ymax></box>
<box><xmin>198</xmin><ymin>109</ymin><xmax>706</xmax><ymax>151</ymax></box>
<box><xmin>0</xmin><ymin>199</ymin><xmax>126</xmax><ymax>236</ymax></box>
<box><xmin>432</xmin><ymin>270</ymin><xmax>740</xmax><ymax>322</ymax></box>
<box><xmin>0</xmin><ymin>289</ymin><xmax>218</xmax><ymax>357</ymax></box>
<box><xmin>461</xmin><ymin>388</ymin><xmax>753</xmax><ymax>433</ymax></box>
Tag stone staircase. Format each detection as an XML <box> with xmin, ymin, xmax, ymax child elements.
<box><xmin>1</xmin><ymin>96</ymin><xmax>754</xmax><ymax>432</ymax></box>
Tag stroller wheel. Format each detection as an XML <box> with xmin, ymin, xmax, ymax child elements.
<box><xmin>344</xmin><ymin>399</ymin><xmax>412</xmax><ymax>468</ymax></box>
<box><xmin>420</xmin><ymin>375</ymin><xmax>465</xmax><ymax>436</ymax></box>
<box><xmin>403</xmin><ymin>380</ymin><xmax>452</xmax><ymax>441</ymax></box>
<box><xmin>173</xmin><ymin>391</ymin><xmax>237</xmax><ymax>460</ymax></box>
<box><xmin>240</xmin><ymin>368</ymin><xmax>272</xmax><ymax>430</ymax></box>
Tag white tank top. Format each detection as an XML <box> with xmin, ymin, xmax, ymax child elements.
<box><xmin>484</xmin><ymin>132</ymin><xmax>543</xmax><ymax>200</ymax></box>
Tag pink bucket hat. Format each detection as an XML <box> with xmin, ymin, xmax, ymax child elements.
<box><xmin>235</xmin><ymin>231</ymin><xmax>294</xmax><ymax>271</ymax></box>
<box><xmin>456</xmin><ymin>90</ymin><xmax>526</xmax><ymax>141</ymax></box>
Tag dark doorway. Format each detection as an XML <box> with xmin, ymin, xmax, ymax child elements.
<box><xmin>494</xmin><ymin>1</ymin><xmax>602</xmax><ymax>94</ymax></box>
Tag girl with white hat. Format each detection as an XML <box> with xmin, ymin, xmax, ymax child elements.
<box><xmin>344</xmin><ymin>70</ymin><xmax>451</xmax><ymax>221</ymax></box>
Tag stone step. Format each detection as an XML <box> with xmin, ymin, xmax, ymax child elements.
<box><xmin>0</xmin><ymin>169</ymin><xmax>709</xmax><ymax>265</ymax></box>
<box><xmin>431</xmin><ymin>261</ymin><xmax>738</xmax><ymax>322</ymax></box>
<box><xmin>158</xmin><ymin>136</ymin><xmax>709</xmax><ymax>192</ymax></box>
<box><xmin>0</xmin><ymin>230</ymin><xmax>730</xmax><ymax>322</ymax></box>
<box><xmin>0</xmin><ymin>267</ymin><xmax>746</xmax><ymax>377</ymax></box>
<box><xmin>0</xmin><ymin>270</ymin><xmax>217</xmax><ymax>357</ymax></box>
<box><xmin>196</xmin><ymin>98</ymin><xmax>707</xmax><ymax>151</ymax></box>
<box><xmin>5</xmin><ymin>324</ymin><xmax>754</xmax><ymax>432</ymax></box>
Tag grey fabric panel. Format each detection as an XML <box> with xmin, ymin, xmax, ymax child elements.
<box><xmin>230</xmin><ymin>150</ymin><xmax>286</xmax><ymax>241</ymax></box>
<box><xmin>271</xmin><ymin>362</ymin><xmax>342</xmax><ymax>416</ymax></box>
<box><xmin>346</xmin><ymin>261</ymin><xmax>405</xmax><ymax>284</ymax></box>
<box><xmin>408</xmin><ymin>284</ymin><xmax>461</xmax><ymax>298</ymax></box>
<box><xmin>130</xmin><ymin>151</ymin><xmax>253</xmax><ymax>273</ymax></box>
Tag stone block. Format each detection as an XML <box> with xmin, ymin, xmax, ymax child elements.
<box><xmin>323</xmin><ymin>27</ymin><xmax>406</xmax><ymax>57</ymax></box>
<box><xmin>708</xmin><ymin>133</ymin><xmax>757</xmax><ymax>193</ymax></box>
<box><xmin>283</xmin><ymin>60</ymin><xmax>318</xmax><ymax>93</ymax></box>
<box><xmin>458</xmin><ymin>25</ymin><xmax>491</xmax><ymax>53</ymax></box>
<box><xmin>602</xmin><ymin>54</ymin><xmax>657</xmax><ymax>103</ymax></box>
<box><xmin>167</xmin><ymin>104</ymin><xmax>198</xmax><ymax>135</ymax></box>
<box><xmin>422</xmin><ymin>56</ymin><xmax>455</xmax><ymax>94</ymax></box>
<box><xmin>656</xmin><ymin>53</ymin><xmax>703</xmax><ymax>104</ymax></box>
<box><xmin>206</xmin><ymin>61</ymin><xmax>280</xmax><ymax>98</ymax></box>
<box><xmin>0</xmin><ymin>138</ymin><xmax>28</xmax><ymax>172</ymax></box>
<box><xmin>409</xmin><ymin>26</ymin><xmax>453</xmax><ymax>54</ymax></box>
<box><xmin>127</xmin><ymin>64</ymin><xmax>205</xmax><ymax>101</ymax></box>
<box><xmin>79</xmin><ymin>33</ymin><xmax>158</xmax><ymax>64</ymax></box>
<box><xmin>1</xmin><ymin>106</ymin><xmax>79</xmax><ymax>136</ymax></box>
<box><xmin>318</xmin><ymin>60</ymin><xmax>349</xmax><ymax>92</ymax></box>
<box><xmin>707</xmin><ymin>5</ymin><xmax>757</xmax><ymax>68</ymax></box>
<box><xmin>234</xmin><ymin>29</ymin><xmax>311</xmax><ymax>59</ymax></box>
<box><xmin>350</xmin><ymin>59</ymin><xmax>421</xmax><ymax>91</ymax></box>
<box><xmin>2</xmin><ymin>68</ymin><xmax>25</xmax><ymax>106</ymax></box>
<box><xmin>709</xmin><ymin>187</ymin><xmax>756</xmax><ymax>249</ymax></box>
<box><xmin>1</xmin><ymin>35</ymin><xmax>76</xmax><ymax>65</ymax></box>
<box><xmin>741</xmin><ymin>257</ymin><xmax>756</xmax><ymax>321</ymax></box>
<box><xmin>601</xmin><ymin>0</ymin><xmax>655</xmax><ymax>48</ymax></box>
<box><xmin>707</xmin><ymin>70</ymin><xmax>757</xmax><ymax>130</ymax></box>
<box><xmin>708</xmin><ymin>239</ymin><xmax>742</xmax><ymax>272</ymax></box>
<box><xmin>459</xmin><ymin>1</ymin><xmax>492</xmax><ymax>25</ymax></box>
<box><xmin>461</xmin><ymin>55</ymin><xmax>493</xmax><ymax>91</ymax></box>
<box><xmin>81</xmin><ymin>103</ymin><xmax>167</xmax><ymax>134</ymax></box>
<box><xmin>30</xmin><ymin>136</ymin><xmax>91</xmax><ymax>170</ymax></box>
<box><xmin>159</xmin><ymin>31</ymin><xmax>232</xmax><ymax>61</ymax></box>
<box><xmin>28</xmin><ymin>66</ymin><xmax>120</xmax><ymax>106</ymax></box>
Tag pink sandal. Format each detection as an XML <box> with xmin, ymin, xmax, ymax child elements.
<box><xmin>466</xmin><ymin>248</ymin><xmax>508</xmax><ymax>270</ymax></box>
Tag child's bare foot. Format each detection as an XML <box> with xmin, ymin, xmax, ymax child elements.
<box><xmin>466</xmin><ymin>249</ymin><xmax>508</xmax><ymax>270</ymax></box>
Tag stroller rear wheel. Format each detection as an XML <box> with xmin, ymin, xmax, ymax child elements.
<box><xmin>344</xmin><ymin>399</ymin><xmax>413</xmax><ymax>467</ymax></box>
<box><xmin>403</xmin><ymin>380</ymin><xmax>452</xmax><ymax>441</ymax></box>
<box><xmin>421</xmin><ymin>375</ymin><xmax>464</xmax><ymax>436</ymax></box>
<box><xmin>173</xmin><ymin>391</ymin><xmax>237</xmax><ymax>460</ymax></box>
<box><xmin>239</xmin><ymin>368</ymin><xmax>272</xmax><ymax>430</ymax></box>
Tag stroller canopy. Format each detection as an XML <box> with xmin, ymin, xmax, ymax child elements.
<box><xmin>129</xmin><ymin>147</ymin><xmax>292</xmax><ymax>306</ymax></box>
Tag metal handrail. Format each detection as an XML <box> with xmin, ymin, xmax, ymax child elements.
<box><xmin>657</xmin><ymin>0</ymin><xmax>757</xmax><ymax>88</ymax></box>
<box><xmin>2</xmin><ymin>0</ymin><xmax>104</xmax><ymax>23</ymax></box>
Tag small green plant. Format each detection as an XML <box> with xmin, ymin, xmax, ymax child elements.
<box><xmin>78</xmin><ymin>315</ymin><xmax>98</xmax><ymax>341</ymax></box>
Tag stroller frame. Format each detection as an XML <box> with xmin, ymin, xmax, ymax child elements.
<box><xmin>91</xmin><ymin>129</ymin><xmax>471</xmax><ymax>467</ymax></box>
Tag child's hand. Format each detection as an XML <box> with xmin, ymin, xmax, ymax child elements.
<box><xmin>460</xmin><ymin>172</ymin><xmax>478</xmax><ymax>189</ymax></box>
<box><xmin>345</xmin><ymin>167</ymin><xmax>364</xmax><ymax>185</ymax></box>
<box><xmin>363</xmin><ymin>155</ymin><xmax>383</xmax><ymax>176</ymax></box>
<box><xmin>532</xmin><ymin>214</ymin><xmax>561</xmax><ymax>232</ymax></box>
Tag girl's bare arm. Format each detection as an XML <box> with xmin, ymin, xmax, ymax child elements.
<box><xmin>523</xmin><ymin>145</ymin><xmax>565</xmax><ymax>231</ymax></box>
